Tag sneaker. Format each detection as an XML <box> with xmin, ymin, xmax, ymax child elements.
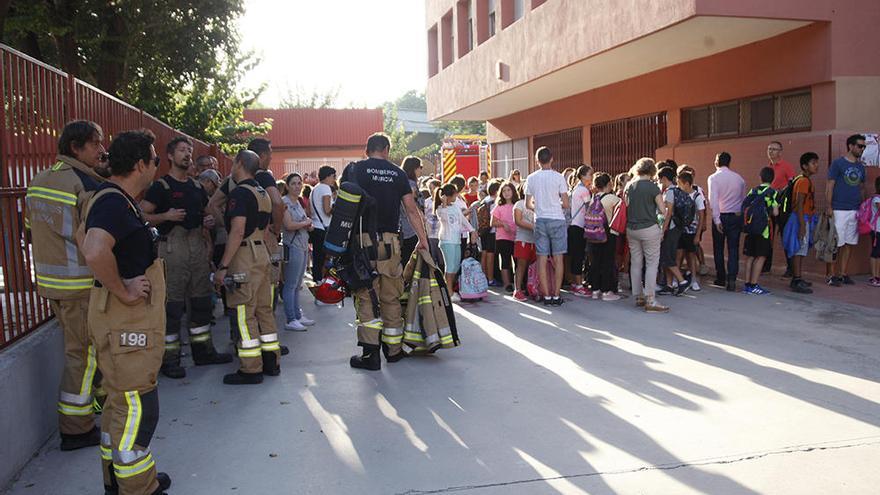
<box><xmin>826</xmin><ymin>276</ymin><xmax>842</xmax><ymax>287</ymax></box>
<box><xmin>710</xmin><ymin>279</ymin><xmax>726</xmax><ymax>289</ymax></box>
<box><xmin>298</xmin><ymin>315</ymin><xmax>316</xmax><ymax>326</ymax></box>
<box><xmin>675</xmin><ymin>280</ymin><xmax>691</xmax><ymax>296</ymax></box>
<box><xmin>691</xmin><ymin>280</ymin><xmax>702</xmax><ymax>292</ymax></box>
<box><xmin>543</xmin><ymin>297</ymin><xmax>553</xmax><ymax>307</ymax></box>
<box><xmin>592</xmin><ymin>289</ymin><xmax>600</xmax><ymax>300</ymax></box>
<box><xmin>552</xmin><ymin>296</ymin><xmax>563</xmax><ymax>306</ymax></box>
<box><xmin>752</xmin><ymin>285</ymin><xmax>771</xmax><ymax>295</ymax></box>
<box><xmin>602</xmin><ymin>292</ymin><xmax>621</xmax><ymax>301</ymax></box>
<box><xmin>644</xmin><ymin>301</ymin><xmax>670</xmax><ymax>313</ymax></box>
<box><xmin>571</xmin><ymin>285</ymin><xmax>589</xmax><ymax>297</ymax></box>
<box><xmin>869</xmin><ymin>278</ymin><xmax>880</xmax><ymax>288</ymax></box>
<box><xmin>656</xmin><ymin>285</ymin><xmax>675</xmax><ymax>296</ymax></box>
<box><xmin>791</xmin><ymin>279</ymin><xmax>813</xmax><ymax>294</ymax></box>
<box><xmin>505</xmin><ymin>285</ymin><xmax>515</xmax><ymax>293</ymax></box>
<box><xmin>284</xmin><ymin>319</ymin><xmax>307</xmax><ymax>332</ymax></box>
<box><xmin>841</xmin><ymin>275</ymin><xmax>855</xmax><ymax>285</ymax></box>
<box><xmin>742</xmin><ymin>284</ymin><xmax>755</xmax><ymax>294</ymax></box>
<box><xmin>451</xmin><ymin>294</ymin><xmax>462</xmax><ymax>303</ymax></box>
<box><xmin>513</xmin><ymin>290</ymin><xmax>528</xmax><ymax>301</ymax></box>
<box><xmin>698</xmin><ymin>264</ymin><xmax>710</xmax><ymax>276</ymax></box>
<box><xmin>487</xmin><ymin>279</ymin><xmax>501</xmax><ymax>287</ymax></box>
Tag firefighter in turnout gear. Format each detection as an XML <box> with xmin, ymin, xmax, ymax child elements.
<box><xmin>82</xmin><ymin>130</ymin><xmax>172</xmax><ymax>495</ymax></box>
<box><xmin>339</xmin><ymin>133</ymin><xmax>429</xmax><ymax>370</ymax></box>
<box><xmin>247</xmin><ymin>138</ymin><xmax>285</xmax><ymax>308</ymax></box>
<box><xmin>25</xmin><ymin>120</ymin><xmax>108</xmax><ymax>451</ymax></box>
<box><xmin>215</xmin><ymin>150</ymin><xmax>281</xmax><ymax>385</ymax></box>
<box><xmin>141</xmin><ymin>136</ymin><xmax>231</xmax><ymax>379</ymax></box>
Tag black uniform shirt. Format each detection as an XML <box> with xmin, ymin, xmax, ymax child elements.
<box><xmin>143</xmin><ymin>175</ymin><xmax>208</xmax><ymax>235</ymax></box>
<box><xmin>341</xmin><ymin>158</ymin><xmax>412</xmax><ymax>233</ymax></box>
<box><xmin>254</xmin><ymin>169</ymin><xmax>277</xmax><ymax>191</ymax></box>
<box><xmin>86</xmin><ymin>183</ymin><xmax>157</xmax><ymax>279</ymax></box>
<box><xmin>225</xmin><ymin>178</ymin><xmax>271</xmax><ymax>238</ymax></box>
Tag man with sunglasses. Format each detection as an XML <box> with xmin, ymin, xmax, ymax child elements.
<box><xmin>141</xmin><ymin>137</ymin><xmax>232</xmax><ymax>379</ymax></box>
<box><xmin>82</xmin><ymin>130</ymin><xmax>171</xmax><ymax>495</ymax></box>
<box><xmin>26</xmin><ymin>120</ymin><xmax>108</xmax><ymax>452</ymax></box>
<box><xmin>825</xmin><ymin>134</ymin><xmax>868</xmax><ymax>286</ymax></box>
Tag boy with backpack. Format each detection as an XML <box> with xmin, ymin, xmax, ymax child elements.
<box><xmin>657</xmin><ymin>166</ymin><xmax>694</xmax><ymax>296</ymax></box>
<box><xmin>784</xmin><ymin>152</ymin><xmax>820</xmax><ymax>294</ymax></box>
<box><xmin>675</xmin><ymin>170</ymin><xmax>704</xmax><ymax>291</ymax></box>
<box><xmin>741</xmin><ymin>167</ymin><xmax>779</xmax><ymax>295</ymax></box>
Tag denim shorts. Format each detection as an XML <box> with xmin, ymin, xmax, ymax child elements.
<box><xmin>534</xmin><ymin>218</ymin><xmax>568</xmax><ymax>256</ymax></box>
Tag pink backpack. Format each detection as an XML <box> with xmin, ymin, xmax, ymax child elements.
<box><xmin>857</xmin><ymin>195</ymin><xmax>880</xmax><ymax>235</ymax></box>
<box><xmin>527</xmin><ymin>260</ymin><xmax>556</xmax><ymax>301</ymax></box>
<box><xmin>583</xmin><ymin>195</ymin><xmax>608</xmax><ymax>243</ymax></box>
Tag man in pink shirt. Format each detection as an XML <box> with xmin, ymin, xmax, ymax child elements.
<box><xmin>707</xmin><ymin>152</ymin><xmax>746</xmax><ymax>291</ymax></box>
<box><xmin>766</xmin><ymin>141</ymin><xmax>796</xmax><ymax>276</ymax></box>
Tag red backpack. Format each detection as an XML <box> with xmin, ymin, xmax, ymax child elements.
<box><xmin>857</xmin><ymin>195</ymin><xmax>880</xmax><ymax>235</ymax></box>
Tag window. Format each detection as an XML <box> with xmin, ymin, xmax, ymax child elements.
<box><xmin>457</xmin><ymin>0</ymin><xmax>472</xmax><ymax>57</ymax></box>
<box><xmin>491</xmin><ymin>138</ymin><xmax>529</xmax><ymax>178</ymax></box>
<box><xmin>427</xmin><ymin>25</ymin><xmax>439</xmax><ymax>77</ymax></box>
<box><xmin>533</xmin><ymin>128</ymin><xmax>583</xmax><ymax>172</ymax></box>
<box><xmin>488</xmin><ymin>0</ymin><xmax>497</xmax><ymax>37</ymax></box>
<box><xmin>514</xmin><ymin>0</ymin><xmax>525</xmax><ymax>21</ymax></box>
<box><xmin>441</xmin><ymin>10</ymin><xmax>453</xmax><ymax>68</ymax></box>
<box><xmin>682</xmin><ymin>89</ymin><xmax>811</xmax><ymax>141</ymax></box>
<box><xmin>467</xmin><ymin>0</ymin><xmax>474</xmax><ymax>52</ymax></box>
<box><xmin>590</xmin><ymin>113</ymin><xmax>668</xmax><ymax>177</ymax></box>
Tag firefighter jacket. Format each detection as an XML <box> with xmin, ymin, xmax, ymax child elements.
<box><xmin>26</xmin><ymin>155</ymin><xmax>105</xmax><ymax>300</ymax></box>
<box><xmin>402</xmin><ymin>251</ymin><xmax>459</xmax><ymax>353</ymax></box>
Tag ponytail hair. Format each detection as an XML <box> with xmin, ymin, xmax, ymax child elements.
<box><xmin>433</xmin><ymin>183</ymin><xmax>458</xmax><ymax>214</ymax></box>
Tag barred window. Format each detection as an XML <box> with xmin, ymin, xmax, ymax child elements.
<box><xmin>682</xmin><ymin>89</ymin><xmax>811</xmax><ymax>141</ymax></box>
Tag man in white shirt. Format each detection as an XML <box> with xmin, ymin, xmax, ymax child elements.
<box><xmin>524</xmin><ymin>147</ymin><xmax>570</xmax><ymax>306</ymax></box>
<box><xmin>309</xmin><ymin>165</ymin><xmax>336</xmax><ymax>282</ymax></box>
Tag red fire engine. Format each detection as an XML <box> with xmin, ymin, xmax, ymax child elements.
<box><xmin>441</xmin><ymin>135</ymin><xmax>490</xmax><ymax>182</ymax></box>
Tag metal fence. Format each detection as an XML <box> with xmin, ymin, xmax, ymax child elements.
<box><xmin>590</xmin><ymin>112</ymin><xmax>668</xmax><ymax>177</ymax></box>
<box><xmin>0</xmin><ymin>43</ymin><xmax>231</xmax><ymax>349</ymax></box>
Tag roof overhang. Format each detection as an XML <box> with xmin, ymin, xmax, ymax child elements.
<box><xmin>436</xmin><ymin>16</ymin><xmax>811</xmax><ymax>121</ymax></box>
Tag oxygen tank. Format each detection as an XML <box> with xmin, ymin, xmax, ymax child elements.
<box><xmin>323</xmin><ymin>181</ymin><xmax>364</xmax><ymax>256</ymax></box>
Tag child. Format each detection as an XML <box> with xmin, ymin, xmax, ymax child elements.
<box><xmin>742</xmin><ymin>167</ymin><xmax>779</xmax><ymax>295</ymax></box>
<box><xmin>423</xmin><ymin>183</ymin><xmax>444</xmax><ymax>271</ymax></box>
<box><xmin>677</xmin><ymin>164</ymin><xmax>709</xmax><ymax>276</ymax></box>
<box><xmin>567</xmin><ymin>165</ymin><xmax>593</xmax><ymax>297</ymax></box>
<box><xmin>787</xmin><ymin>152</ymin><xmax>819</xmax><ymax>294</ymax></box>
<box><xmin>480</xmin><ymin>180</ymin><xmax>502</xmax><ymax>286</ymax></box>
<box><xmin>657</xmin><ymin>166</ymin><xmax>691</xmax><ymax>296</ymax></box>
<box><xmin>675</xmin><ymin>171</ymin><xmax>704</xmax><ymax>291</ymax></box>
<box><xmin>435</xmin><ymin>184</ymin><xmax>477</xmax><ymax>300</ymax></box>
<box><xmin>512</xmin><ymin>184</ymin><xmax>536</xmax><ymax>301</ymax></box>
<box><xmin>869</xmin><ymin>176</ymin><xmax>880</xmax><ymax>287</ymax></box>
<box><xmin>491</xmin><ymin>182</ymin><xmax>519</xmax><ymax>293</ymax></box>
<box><xmin>589</xmin><ymin>173</ymin><xmax>622</xmax><ymax>301</ymax></box>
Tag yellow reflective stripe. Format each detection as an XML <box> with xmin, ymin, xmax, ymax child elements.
<box><xmin>27</xmin><ymin>186</ymin><xmax>77</xmax><ymax>205</ymax></box>
<box><xmin>440</xmin><ymin>335</ymin><xmax>454</xmax><ymax>344</ymax></box>
<box><xmin>236</xmin><ymin>305</ymin><xmax>250</xmax><ymax>342</ymax></box>
<box><xmin>120</xmin><ymin>392</ymin><xmax>141</xmax><ymax>451</ymax></box>
<box><xmin>238</xmin><ymin>348</ymin><xmax>262</xmax><ymax>358</ymax></box>
<box><xmin>430</xmin><ymin>280</ymin><xmax>440</xmax><ymax>287</ymax></box>
<box><xmin>52</xmin><ymin>163</ymin><xmax>63</xmax><ymax>171</ymax></box>
<box><xmin>100</xmin><ymin>446</ymin><xmax>113</xmax><ymax>461</ymax></box>
<box><xmin>164</xmin><ymin>342</ymin><xmax>181</xmax><ymax>350</ymax></box>
<box><xmin>337</xmin><ymin>189</ymin><xmax>361</xmax><ymax>203</ymax></box>
<box><xmin>382</xmin><ymin>335</ymin><xmax>403</xmax><ymax>345</ymax></box>
<box><xmin>79</xmin><ymin>345</ymin><xmax>97</xmax><ymax>397</ymax></box>
<box><xmin>114</xmin><ymin>453</ymin><xmax>155</xmax><ymax>479</ymax></box>
<box><xmin>190</xmin><ymin>334</ymin><xmax>210</xmax><ymax>343</ymax></box>
<box><xmin>260</xmin><ymin>342</ymin><xmax>281</xmax><ymax>351</ymax></box>
<box><xmin>404</xmin><ymin>331</ymin><xmax>425</xmax><ymax>342</ymax></box>
<box><xmin>418</xmin><ymin>296</ymin><xmax>432</xmax><ymax>305</ymax></box>
<box><xmin>24</xmin><ymin>217</ymin><xmax>31</xmax><ymax>230</ymax></box>
<box><xmin>57</xmin><ymin>402</ymin><xmax>93</xmax><ymax>416</ymax></box>
<box><xmin>363</xmin><ymin>319</ymin><xmax>383</xmax><ymax>330</ymax></box>
<box><xmin>36</xmin><ymin>274</ymin><xmax>94</xmax><ymax>290</ymax></box>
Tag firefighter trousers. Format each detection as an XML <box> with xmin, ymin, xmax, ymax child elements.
<box><xmin>353</xmin><ymin>233</ymin><xmax>404</xmax><ymax>355</ymax></box>
<box><xmin>51</xmin><ymin>297</ymin><xmax>99</xmax><ymax>435</ymax></box>
<box><xmin>89</xmin><ymin>260</ymin><xmax>166</xmax><ymax>495</ymax></box>
<box><xmin>159</xmin><ymin>227</ymin><xmax>216</xmax><ymax>367</ymax></box>
<box><xmin>227</xmin><ymin>238</ymin><xmax>280</xmax><ymax>374</ymax></box>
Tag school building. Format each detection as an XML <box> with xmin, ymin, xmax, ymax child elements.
<box><xmin>425</xmin><ymin>0</ymin><xmax>880</xmax><ymax>273</ymax></box>
<box><xmin>243</xmin><ymin>108</ymin><xmax>383</xmax><ymax>179</ymax></box>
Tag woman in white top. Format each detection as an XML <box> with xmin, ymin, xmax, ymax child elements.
<box><xmin>566</xmin><ymin>165</ymin><xmax>593</xmax><ymax>297</ymax></box>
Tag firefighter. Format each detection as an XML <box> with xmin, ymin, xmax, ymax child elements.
<box><xmin>82</xmin><ymin>130</ymin><xmax>171</xmax><ymax>495</ymax></box>
<box><xmin>340</xmin><ymin>133</ymin><xmax>429</xmax><ymax>370</ymax></box>
<box><xmin>141</xmin><ymin>136</ymin><xmax>231</xmax><ymax>379</ymax></box>
<box><xmin>247</xmin><ymin>138</ymin><xmax>285</xmax><ymax>307</ymax></box>
<box><xmin>25</xmin><ymin>120</ymin><xmax>108</xmax><ymax>451</ymax></box>
<box><xmin>214</xmin><ymin>150</ymin><xmax>281</xmax><ymax>385</ymax></box>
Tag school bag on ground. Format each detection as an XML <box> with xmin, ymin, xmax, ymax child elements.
<box><xmin>857</xmin><ymin>195</ymin><xmax>880</xmax><ymax>235</ymax></box>
<box><xmin>671</xmin><ymin>187</ymin><xmax>695</xmax><ymax>229</ymax></box>
<box><xmin>459</xmin><ymin>243</ymin><xmax>488</xmax><ymax>301</ymax></box>
<box><xmin>742</xmin><ymin>187</ymin><xmax>773</xmax><ymax>238</ymax></box>
<box><xmin>527</xmin><ymin>260</ymin><xmax>556</xmax><ymax>301</ymax></box>
<box><xmin>583</xmin><ymin>194</ymin><xmax>608</xmax><ymax>243</ymax></box>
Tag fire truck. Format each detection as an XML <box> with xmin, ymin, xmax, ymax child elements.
<box><xmin>440</xmin><ymin>135</ymin><xmax>490</xmax><ymax>182</ymax></box>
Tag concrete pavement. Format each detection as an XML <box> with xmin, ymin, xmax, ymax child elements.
<box><xmin>4</xmin><ymin>284</ymin><xmax>880</xmax><ymax>494</ymax></box>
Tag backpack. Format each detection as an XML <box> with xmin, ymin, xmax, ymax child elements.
<box><xmin>583</xmin><ymin>194</ymin><xmax>608</xmax><ymax>243</ymax></box>
<box><xmin>778</xmin><ymin>174</ymin><xmax>805</xmax><ymax>215</ymax></box>
<box><xmin>742</xmin><ymin>186</ymin><xmax>773</xmax><ymax>238</ymax></box>
<box><xmin>459</xmin><ymin>256</ymin><xmax>488</xmax><ymax>301</ymax></box>
<box><xmin>671</xmin><ymin>187</ymin><xmax>695</xmax><ymax>229</ymax></box>
<box><xmin>526</xmin><ymin>260</ymin><xmax>557</xmax><ymax>301</ymax></box>
<box><xmin>476</xmin><ymin>201</ymin><xmax>491</xmax><ymax>235</ymax></box>
<box><xmin>857</xmin><ymin>195</ymin><xmax>880</xmax><ymax>235</ymax></box>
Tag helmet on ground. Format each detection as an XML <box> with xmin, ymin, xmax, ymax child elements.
<box><xmin>314</xmin><ymin>273</ymin><xmax>346</xmax><ymax>304</ymax></box>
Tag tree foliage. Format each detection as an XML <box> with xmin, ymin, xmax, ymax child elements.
<box><xmin>0</xmin><ymin>0</ymin><xmax>269</xmax><ymax>149</ymax></box>
<box><xmin>277</xmin><ymin>86</ymin><xmax>341</xmax><ymax>109</ymax></box>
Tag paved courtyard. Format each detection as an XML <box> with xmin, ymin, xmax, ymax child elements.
<box><xmin>5</xmin><ymin>283</ymin><xmax>880</xmax><ymax>494</ymax></box>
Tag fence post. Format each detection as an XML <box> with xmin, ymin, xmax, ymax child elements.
<box><xmin>0</xmin><ymin>50</ymin><xmax>8</xmax><ymax>189</ymax></box>
<box><xmin>65</xmin><ymin>74</ymin><xmax>76</xmax><ymax>121</ymax></box>
<box><xmin>140</xmin><ymin>109</ymin><xmax>144</xmax><ymax>128</ymax></box>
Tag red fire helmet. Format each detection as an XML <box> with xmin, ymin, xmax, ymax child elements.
<box><xmin>314</xmin><ymin>274</ymin><xmax>346</xmax><ymax>305</ymax></box>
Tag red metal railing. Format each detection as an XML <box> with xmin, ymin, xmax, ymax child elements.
<box><xmin>0</xmin><ymin>43</ymin><xmax>231</xmax><ymax>349</ymax></box>
<box><xmin>590</xmin><ymin>112</ymin><xmax>668</xmax><ymax>177</ymax></box>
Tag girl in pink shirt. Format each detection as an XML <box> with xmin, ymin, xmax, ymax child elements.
<box><xmin>491</xmin><ymin>182</ymin><xmax>519</xmax><ymax>292</ymax></box>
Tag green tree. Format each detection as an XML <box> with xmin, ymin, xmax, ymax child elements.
<box><xmin>277</xmin><ymin>86</ymin><xmax>341</xmax><ymax>109</ymax></box>
<box><xmin>0</xmin><ymin>0</ymin><xmax>268</xmax><ymax>146</ymax></box>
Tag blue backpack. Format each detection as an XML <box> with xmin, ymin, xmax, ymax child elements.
<box><xmin>743</xmin><ymin>186</ymin><xmax>773</xmax><ymax>238</ymax></box>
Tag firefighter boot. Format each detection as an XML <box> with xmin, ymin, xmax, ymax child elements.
<box><xmin>262</xmin><ymin>351</ymin><xmax>280</xmax><ymax>376</ymax></box>
<box><xmin>161</xmin><ymin>301</ymin><xmax>187</xmax><ymax>379</ymax></box>
<box><xmin>280</xmin><ymin>344</ymin><xmax>290</xmax><ymax>356</ymax></box>
<box><xmin>105</xmin><ymin>472</ymin><xmax>171</xmax><ymax>495</ymax></box>
<box><xmin>383</xmin><ymin>343</ymin><xmax>407</xmax><ymax>363</ymax></box>
<box><xmin>223</xmin><ymin>371</ymin><xmax>264</xmax><ymax>385</ymax></box>
<box><xmin>59</xmin><ymin>425</ymin><xmax>100</xmax><ymax>451</ymax></box>
<box><xmin>350</xmin><ymin>345</ymin><xmax>381</xmax><ymax>371</ymax></box>
<box><xmin>189</xmin><ymin>298</ymin><xmax>233</xmax><ymax>366</ymax></box>
<box><xmin>160</xmin><ymin>363</ymin><xmax>186</xmax><ymax>379</ymax></box>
